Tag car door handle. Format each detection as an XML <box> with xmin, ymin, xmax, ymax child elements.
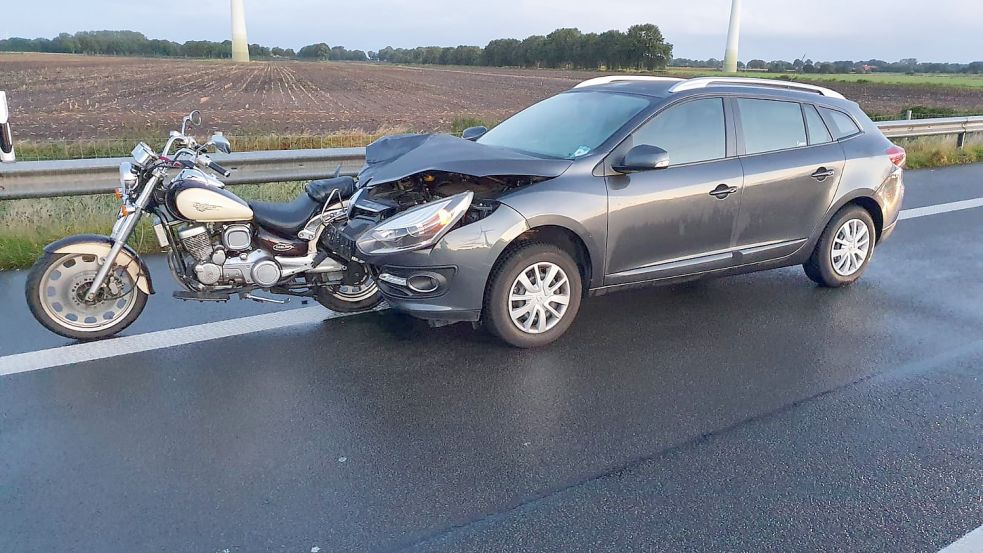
<box><xmin>709</xmin><ymin>184</ymin><xmax>738</xmax><ymax>199</ymax></box>
<box><xmin>811</xmin><ymin>167</ymin><xmax>836</xmax><ymax>182</ymax></box>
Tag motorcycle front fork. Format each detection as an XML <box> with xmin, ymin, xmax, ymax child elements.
<box><xmin>84</xmin><ymin>174</ymin><xmax>160</xmax><ymax>301</ymax></box>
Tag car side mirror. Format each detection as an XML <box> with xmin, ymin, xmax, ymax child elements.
<box><xmin>461</xmin><ymin>126</ymin><xmax>488</xmax><ymax>141</ymax></box>
<box><xmin>209</xmin><ymin>132</ymin><xmax>232</xmax><ymax>154</ymax></box>
<box><xmin>613</xmin><ymin>145</ymin><xmax>670</xmax><ymax>173</ymax></box>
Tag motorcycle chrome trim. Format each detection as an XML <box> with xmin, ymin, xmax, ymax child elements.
<box><xmin>49</xmin><ymin>241</ymin><xmax>152</xmax><ymax>295</ymax></box>
<box><xmin>85</xmin><ymin>173</ymin><xmax>160</xmax><ymax>300</ymax></box>
<box><xmin>152</xmin><ymin>222</ymin><xmax>170</xmax><ymax>247</ymax></box>
<box><xmin>277</xmin><ymin>253</ymin><xmax>345</xmax><ymax>278</ymax></box>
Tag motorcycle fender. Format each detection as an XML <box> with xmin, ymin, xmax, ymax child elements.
<box><xmin>44</xmin><ymin>234</ymin><xmax>155</xmax><ymax>295</ymax></box>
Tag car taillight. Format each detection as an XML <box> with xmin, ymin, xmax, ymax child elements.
<box><xmin>886</xmin><ymin>144</ymin><xmax>906</xmax><ymax>168</ymax></box>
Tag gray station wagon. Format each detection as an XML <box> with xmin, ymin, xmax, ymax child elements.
<box><xmin>341</xmin><ymin>76</ymin><xmax>906</xmax><ymax>347</ymax></box>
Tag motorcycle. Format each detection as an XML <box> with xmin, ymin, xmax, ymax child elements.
<box><xmin>26</xmin><ymin>111</ymin><xmax>381</xmax><ymax>340</ymax></box>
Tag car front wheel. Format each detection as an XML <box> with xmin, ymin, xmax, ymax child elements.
<box><xmin>484</xmin><ymin>243</ymin><xmax>583</xmax><ymax>348</ymax></box>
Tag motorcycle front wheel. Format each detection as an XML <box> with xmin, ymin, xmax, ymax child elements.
<box><xmin>26</xmin><ymin>252</ymin><xmax>148</xmax><ymax>341</ymax></box>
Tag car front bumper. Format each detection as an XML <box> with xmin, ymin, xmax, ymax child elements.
<box><xmin>360</xmin><ymin>202</ymin><xmax>530</xmax><ymax>323</ymax></box>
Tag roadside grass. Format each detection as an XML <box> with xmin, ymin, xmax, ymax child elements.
<box><xmin>11</xmin><ymin>128</ymin><xmax>408</xmax><ymax>162</ymax></box>
<box><xmin>902</xmin><ymin>138</ymin><xmax>983</xmax><ymax>169</ymax></box>
<box><xmin>0</xmin><ymin>183</ymin><xmax>305</xmax><ymax>271</ymax></box>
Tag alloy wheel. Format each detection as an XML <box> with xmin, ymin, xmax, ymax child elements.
<box><xmin>508</xmin><ymin>261</ymin><xmax>571</xmax><ymax>334</ymax></box>
<box><xmin>830</xmin><ymin>218</ymin><xmax>871</xmax><ymax>277</ymax></box>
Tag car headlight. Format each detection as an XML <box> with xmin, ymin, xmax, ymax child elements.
<box><xmin>356</xmin><ymin>191</ymin><xmax>473</xmax><ymax>256</ymax></box>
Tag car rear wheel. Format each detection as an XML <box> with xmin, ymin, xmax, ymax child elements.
<box><xmin>484</xmin><ymin>242</ymin><xmax>583</xmax><ymax>348</ymax></box>
<box><xmin>804</xmin><ymin>205</ymin><xmax>876</xmax><ymax>287</ymax></box>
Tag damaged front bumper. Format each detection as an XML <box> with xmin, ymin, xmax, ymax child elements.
<box><xmin>357</xmin><ymin>201</ymin><xmax>530</xmax><ymax>323</ymax></box>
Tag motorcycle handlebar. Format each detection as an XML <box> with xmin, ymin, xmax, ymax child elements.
<box><xmin>206</xmin><ymin>160</ymin><xmax>232</xmax><ymax>178</ymax></box>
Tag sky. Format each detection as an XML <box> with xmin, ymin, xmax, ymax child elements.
<box><xmin>2</xmin><ymin>0</ymin><xmax>981</xmax><ymax>63</ymax></box>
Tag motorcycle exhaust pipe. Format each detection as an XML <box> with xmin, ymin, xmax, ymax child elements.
<box><xmin>0</xmin><ymin>92</ymin><xmax>14</xmax><ymax>163</ymax></box>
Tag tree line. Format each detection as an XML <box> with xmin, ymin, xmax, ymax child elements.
<box><xmin>674</xmin><ymin>57</ymin><xmax>983</xmax><ymax>74</ymax></box>
<box><xmin>376</xmin><ymin>25</ymin><xmax>673</xmax><ymax>70</ymax></box>
<box><xmin>0</xmin><ymin>30</ymin><xmax>296</xmax><ymax>60</ymax></box>
<box><xmin>0</xmin><ymin>25</ymin><xmax>674</xmax><ymax>70</ymax></box>
<box><xmin>3</xmin><ymin>29</ymin><xmax>980</xmax><ymax>75</ymax></box>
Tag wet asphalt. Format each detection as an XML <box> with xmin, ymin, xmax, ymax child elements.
<box><xmin>1</xmin><ymin>165</ymin><xmax>982</xmax><ymax>552</ymax></box>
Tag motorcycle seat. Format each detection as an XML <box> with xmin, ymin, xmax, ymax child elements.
<box><xmin>249</xmin><ymin>177</ymin><xmax>357</xmax><ymax>237</ymax></box>
<box><xmin>306</xmin><ymin>176</ymin><xmax>355</xmax><ymax>203</ymax></box>
<box><xmin>250</xmin><ymin>194</ymin><xmax>320</xmax><ymax>237</ymax></box>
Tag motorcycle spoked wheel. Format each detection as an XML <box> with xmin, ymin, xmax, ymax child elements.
<box><xmin>25</xmin><ymin>252</ymin><xmax>148</xmax><ymax>340</ymax></box>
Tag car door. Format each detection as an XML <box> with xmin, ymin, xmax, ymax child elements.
<box><xmin>732</xmin><ymin>98</ymin><xmax>846</xmax><ymax>263</ymax></box>
<box><xmin>604</xmin><ymin>97</ymin><xmax>744</xmax><ymax>286</ymax></box>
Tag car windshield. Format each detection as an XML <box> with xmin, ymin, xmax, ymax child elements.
<box><xmin>477</xmin><ymin>91</ymin><xmax>651</xmax><ymax>159</ymax></box>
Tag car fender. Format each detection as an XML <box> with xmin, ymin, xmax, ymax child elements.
<box><xmin>505</xmin><ymin>211</ymin><xmax>605</xmax><ymax>289</ymax></box>
<box><xmin>44</xmin><ymin>235</ymin><xmax>155</xmax><ymax>295</ymax></box>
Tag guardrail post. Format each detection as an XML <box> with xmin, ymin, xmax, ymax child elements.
<box><xmin>0</xmin><ymin>91</ymin><xmax>15</xmax><ymax>163</ymax></box>
<box><xmin>956</xmin><ymin>131</ymin><xmax>966</xmax><ymax>149</ymax></box>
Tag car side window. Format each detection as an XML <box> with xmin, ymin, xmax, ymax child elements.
<box><xmin>632</xmin><ymin>98</ymin><xmax>726</xmax><ymax>165</ymax></box>
<box><xmin>737</xmin><ymin>98</ymin><xmax>808</xmax><ymax>155</ymax></box>
<box><xmin>803</xmin><ymin>104</ymin><xmax>833</xmax><ymax>145</ymax></box>
<box><xmin>819</xmin><ymin>107</ymin><xmax>862</xmax><ymax>140</ymax></box>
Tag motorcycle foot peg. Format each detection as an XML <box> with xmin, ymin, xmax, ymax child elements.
<box><xmin>242</xmin><ymin>293</ymin><xmax>289</xmax><ymax>305</ymax></box>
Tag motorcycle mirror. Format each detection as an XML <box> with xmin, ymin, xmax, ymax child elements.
<box><xmin>181</xmin><ymin>110</ymin><xmax>202</xmax><ymax>135</ymax></box>
<box><xmin>209</xmin><ymin>132</ymin><xmax>232</xmax><ymax>154</ymax></box>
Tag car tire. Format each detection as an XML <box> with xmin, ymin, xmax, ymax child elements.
<box><xmin>804</xmin><ymin>205</ymin><xmax>876</xmax><ymax>288</ymax></box>
<box><xmin>483</xmin><ymin>242</ymin><xmax>583</xmax><ymax>348</ymax></box>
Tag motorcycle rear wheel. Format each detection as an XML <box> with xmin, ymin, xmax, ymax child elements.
<box><xmin>26</xmin><ymin>252</ymin><xmax>148</xmax><ymax>341</ymax></box>
<box><xmin>314</xmin><ymin>277</ymin><xmax>383</xmax><ymax>313</ymax></box>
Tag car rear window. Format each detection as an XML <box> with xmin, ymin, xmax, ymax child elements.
<box><xmin>803</xmin><ymin>104</ymin><xmax>833</xmax><ymax>145</ymax></box>
<box><xmin>819</xmin><ymin>107</ymin><xmax>862</xmax><ymax>140</ymax></box>
<box><xmin>737</xmin><ymin>98</ymin><xmax>808</xmax><ymax>155</ymax></box>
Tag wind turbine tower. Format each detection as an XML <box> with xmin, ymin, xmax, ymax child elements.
<box><xmin>723</xmin><ymin>0</ymin><xmax>742</xmax><ymax>73</ymax></box>
<box><xmin>231</xmin><ymin>0</ymin><xmax>250</xmax><ymax>63</ymax></box>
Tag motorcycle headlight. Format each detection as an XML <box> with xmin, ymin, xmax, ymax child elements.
<box><xmin>356</xmin><ymin>191</ymin><xmax>473</xmax><ymax>256</ymax></box>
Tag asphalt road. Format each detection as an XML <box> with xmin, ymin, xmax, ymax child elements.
<box><xmin>1</xmin><ymin>164</ymin><xmax>982</xmax><ymax>553</ymax></box>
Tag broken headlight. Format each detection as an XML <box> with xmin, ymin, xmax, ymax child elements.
<box><xmin>356</xmin><ymin>191</ymin><xmax>473</xmax><ymax>256</ymax></box>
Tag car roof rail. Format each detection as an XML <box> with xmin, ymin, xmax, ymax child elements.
<box><xmin>667</xmin><ymin>77</ymin><xmax>846</xmax><ymax>99</ymax></box>
<box><xmin>573</xmin><ymin>76</ymin><xmax>683</xmax><ymax>89</ymax></box>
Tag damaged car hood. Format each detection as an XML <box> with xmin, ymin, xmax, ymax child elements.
<box><xmin>358</xmin><ymin>133</ymin><xmax>573</xmax><ymax>186</ymax></box>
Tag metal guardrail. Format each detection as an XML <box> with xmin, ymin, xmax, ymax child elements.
<box><xmin>1</xmin><ymin>116</ymin><xmax>981</xmax><ymax>200</ymax></box>
<box><xmin>0</xmin><ymin>148</ymin><xmax>366</xmax><ymax>200</ymax></box>
<box><xmin>877</xmin><ymin>116</ymin><xmax>983</xmax><ymax>147</ymax></box>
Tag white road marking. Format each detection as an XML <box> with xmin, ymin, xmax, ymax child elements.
<box><xmin>899</xmin><ymin>197</ymin><xmax>983</xmax><ymax>220</ymax></box>
<box><xmin>937</xmin><ymin>524</ymin><xmax>983</xmax><ymax>553</ymax></box>
<box><xmin>1</xmin><ymin>197</ymin><xmax>982</xmax><ymax>377</ymax></box>
<box><xmin>0</xmin><ymin>306</ymin><xmax>364</xmax><ymax>377</ymax></box>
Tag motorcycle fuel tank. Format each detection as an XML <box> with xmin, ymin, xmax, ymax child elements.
<box><xmin>167</xmin><ymin>173</ymin><xmax>253</xmax><ymax>223</ymax></box>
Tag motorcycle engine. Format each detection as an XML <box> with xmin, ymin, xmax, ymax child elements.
<box><xmin>176</xmin><ymin>224</ymin><xmax>282</xmax><ymax>288</ymax></box>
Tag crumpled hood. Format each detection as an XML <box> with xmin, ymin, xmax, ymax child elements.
<box><xmin>357</xmin><ymin>133</ymin><xmax>573</xmax><ymax>186</ymax></box>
